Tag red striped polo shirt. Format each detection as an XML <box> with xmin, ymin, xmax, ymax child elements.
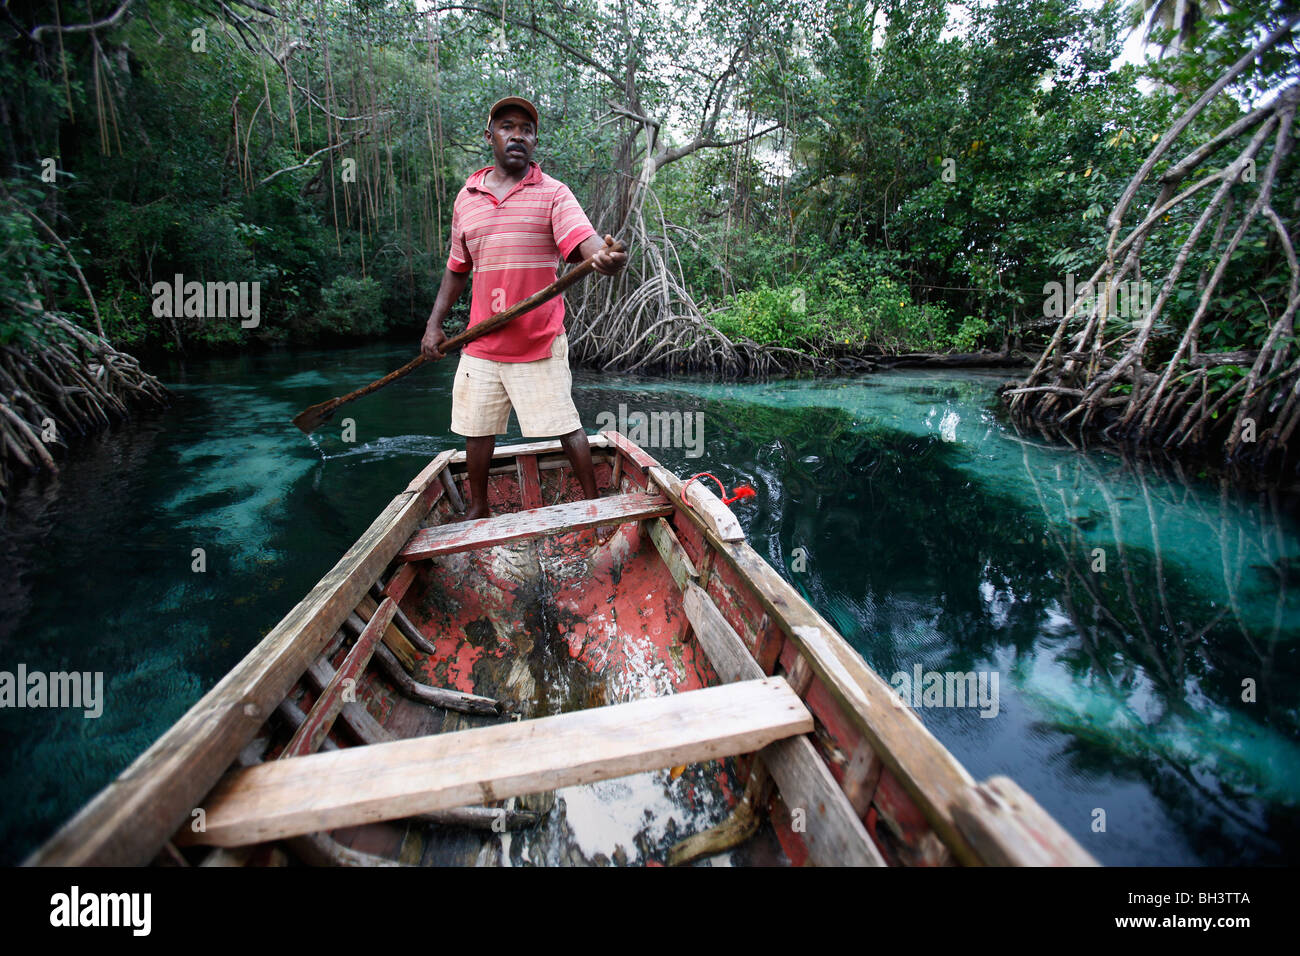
<box><xmin>447</xmin><ymin>161</ymin><xmax>597</xmax><ymax>362</ymax></box>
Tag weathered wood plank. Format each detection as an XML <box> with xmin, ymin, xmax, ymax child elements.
<box><xmin>481</xmin><ymin>453</ymin><xmax>611</xmax><ymax>477</ymax></box>
<box><xmin>275</xmin><ymin>698</ymin><xmax>339</xmax><ymax>752</ymax></box>
<box><xmin>354</xmin><ymin>597</ymin><xmax>417</xmax><ymax>672</ymax></box>
<box><xmin>681</xmin><ymin>582</ymin><xmax>885</xmax><ymax>867</ymax></box>
<box><xmin>952</xmin><ymin>776</ymin><xmax>1099</xmax><ymax>867</ymax></box>
<box><xmin>181</xmin><ymin>678</ymin><xmax>811</xmax><ymax>847</ymax></box>
<box><xmin>382</xmin><ymin>564</ymin><xmax>417</xmax><ymax>604</ymax></box>
<box><xmin>26</xmin><ymin>475</ymin><xmax>445</xmax><ymax>867</ymax></box>
<box><xmin>517</xmin><ymin>454</ymin><xmax>542</xmax><ymax>510</ymax></box>
<box><xmin>649</xmin><ymin>517</ymin><xmax>699</xmax><ymax>591</ymax></box>
<box><xmin>648</xmin><ymin>465</ymin><xmax>746</xmax><ymax>542</ymax></box>
<box><xmin>840</xmin><ymin>739</ymin><xmax>885</xmax><ymax>817</ymax></box>
<box><xmin>399</xmin><ymin>492</ymin><xmax>673</xmax><ymax>560</ymax></box>
<box><xmin>683</xmin><ymin>583</ymin><xmax>762</xmax><ymax>683</ymax></box>
<box><xmin>764</xmin><ymin>737</ymin><xmax>887</xmax><ymax>867</ymax></box>
<box><xmin>403</xmin><ymin>450</ymin><xmax>455</xmax><ymax>494</ymax></box>
<box><xmin>304</xmin><ymin>658</ymin><xmax>391</xmax><ymax>745</ymax></box>
<box><xmin>282</xmin><ymin>598</ymin><xmax>396</xmax><ymax>759</ymax></box>
<box><xmin>448</xmin><ymin>435</ymin><xmax>611</xmax><ymax>463</ymax></box>
<box><xmin>599</xmin><ymin>429</ymin><xmax>660</xmax><ymax>473</ymax></box>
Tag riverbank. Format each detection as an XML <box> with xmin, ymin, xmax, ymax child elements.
<box><xmin>0</xmin><ymin>314</ymin><xmax>169</xmax><ymax>508</ymax></box>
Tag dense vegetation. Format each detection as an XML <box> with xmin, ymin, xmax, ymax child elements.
<box><xmin>0</xmin><ymin>1</ymin><xmax>1297</xmax><ymax>462</ymax></box>
<box><xmin>0</xmin><ymin>2</ymin><xmax>1274</xmax><ymax>346</ymax></box>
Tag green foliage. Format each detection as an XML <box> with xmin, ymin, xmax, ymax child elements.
<box><xmin>100</xmin><ymin>278</ymin><xmax>152</xmax><ymax>345</ymax></box>
<box><xmin>712</xmin><ymin>286</ymin><xmax>820</xmax><ymax>349</ymax></box>
<box><xmin>712</xmin><ymin>242</ymin><xmax>986</xmax><ymax>354</ymax></box>
<box><xmin>950</xmin><ymin>315</ymin><xmax>994</xmax><ymax>353</ymax></box>
<box><xmin>0</xmin><ymin>0</ymin><xmax>1293</xmax><ymax>370</ymax></box>
<box><xmin>0</xmin><ymin>205</ymin><xmax>57</xmax><ymax>345</ymax></box>
<box><xmin>318</xmin><ymin>275</ymin><xmax>387</xmax><ymax>338</ymax></box>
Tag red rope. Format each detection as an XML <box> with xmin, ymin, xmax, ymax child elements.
<box><xmin>681</xmin><ymin>472</ymin><xmax>757</xmax><ymax>507</ymax></box>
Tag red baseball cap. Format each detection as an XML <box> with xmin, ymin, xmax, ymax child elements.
<box><xmin>487</xmin><ymin>96</ymin><xmax>539</xmax><ymax>130</ymax></box>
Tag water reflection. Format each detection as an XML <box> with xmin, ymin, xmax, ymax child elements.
<box><xmin>577</xmin><ymin>375</ymin><xmax>1299</xmax><ymax>864</ymax></box>
<box><xmin>1009</xmin><ymin>431</ymin><xmax>1299</xmax><ymax>862</ymax></box>
<box><xmin>1</xmin><ymin>352</ymin><xmax>1297</xmax><ymax>865</ymax></box>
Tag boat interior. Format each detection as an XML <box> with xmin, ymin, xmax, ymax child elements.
<box><xmin>32</xmin><ymin>432</ymin><xmax>1096</xmax><ymax>868</ymax></box>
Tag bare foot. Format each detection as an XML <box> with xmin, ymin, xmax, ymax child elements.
<box><xmin>463</xmin><ymin>503</ymin><xmax>490</xmax><ymax>521</ymax></box>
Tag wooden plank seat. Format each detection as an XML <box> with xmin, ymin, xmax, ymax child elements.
<box><xmin>179</xmin><ymin>677</ymin><xmax>812</xmax><ymax>848</ymax></box>
<box><xmin>399</xmin><ymin>491</ymin><xmax>675</xmax><ymax>560</ymax></box>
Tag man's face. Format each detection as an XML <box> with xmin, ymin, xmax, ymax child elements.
<box><xmin>486</xmin><ymin>107</ymin><xmax>537</xmax><ymax>174</ymax></box>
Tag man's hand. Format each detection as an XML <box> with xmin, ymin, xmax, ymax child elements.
<box><xmin>583</xmin><ymin>234</ymin><xmax>628</xmax><ymax>276</ymax></box>
<box><xmin>421</xmin><ymin>324</ymin><xmax>449</xmax><ymax>360</ymax></box>
<box><xmin>422</xmin><ymin>268</ymin><xmax>470</xmax><ymax>360</ymax></box>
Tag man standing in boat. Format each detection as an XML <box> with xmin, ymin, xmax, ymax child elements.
<box><xmin>420</xmin><ymin>96</ymin><xmax>627</xmax><ymax>519</ymax></box>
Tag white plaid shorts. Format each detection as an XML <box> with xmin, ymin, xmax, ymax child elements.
<box><xmin>450</xmin><ymin>332</ymin><xmax>583</xmax><ymax>438</ymax></box>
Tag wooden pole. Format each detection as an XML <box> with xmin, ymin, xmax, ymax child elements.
<box><xmin>292</xmin><ymin>238</ymin><xmax>625</xmax><ymax>433</ymax></box>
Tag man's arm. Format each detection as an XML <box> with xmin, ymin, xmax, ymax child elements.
<box><xmin>421</xmin><ymin>267</ymin><xmax>470</xmax><ymax>360</ymax></box>
<box><xmin>570</xmin><ymin>233</ymin><xmax>629</xmax><ymax>276</ymax></box>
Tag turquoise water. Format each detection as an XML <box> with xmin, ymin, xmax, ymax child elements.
<box><xmin>0</xmin><ymin>344</ymin><xmax>1296</xmax><ymax>864</ymax></box>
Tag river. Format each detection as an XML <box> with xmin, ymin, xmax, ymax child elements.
<box><xmin>1</xmin><ymin>341</ymin><xmax>1296</xmax><ymax>865</ymax></box>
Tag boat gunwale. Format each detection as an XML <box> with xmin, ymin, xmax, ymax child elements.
<box><xmin>27</xmin><ymin>430</ymin><xmax>1093</xmax><ymax>868</ymax></box>
<box><xmin>598</xmin><ymin>429</ymin><xmax>1096</xmax><ymax>867</ymax></box>
<box><xmin>24</xmin><ymin>449</ymin><xmax>458</xmax><ymax>866</ymax></box>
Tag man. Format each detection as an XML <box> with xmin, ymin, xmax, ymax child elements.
<box><xmin>421</xmin><ymin>96</ymin><xmax>627</xmax><ymax>519</ymax></box>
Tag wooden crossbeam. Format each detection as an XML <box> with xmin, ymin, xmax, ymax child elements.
<box><xmin>179</xmin><ymin>678</ymin><xmax>811</xmax><ymax>848</ymax></box>
<box><xmin>399</xmin><ymin>492</ymin><xmax>674</xmax><ymax>561</ymax></box>
<box><xmin>448</xmin><ymin>434</ymin><xmax>612</xmax><ymax>464</ymax></box>
<box><xmin>681</xmin><ymin>583</ymin><xmax>887</xmax><ymax>867</ymax></box>
<box><xmin>282</xmin><ymin>598</ymin><xmax>396</xmax><ymax>759</ymax></box>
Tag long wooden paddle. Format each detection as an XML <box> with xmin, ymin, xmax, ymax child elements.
<box><xmin>292</xmin><ymin>237</ymin><xmax>625</xmax><ymax>434</ymax></box>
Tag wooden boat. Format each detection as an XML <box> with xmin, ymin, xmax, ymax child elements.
<box><xmin>29</xmin><ymin>432</ymin><xmax>1096</xmax><ymax>867</ymax></box>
